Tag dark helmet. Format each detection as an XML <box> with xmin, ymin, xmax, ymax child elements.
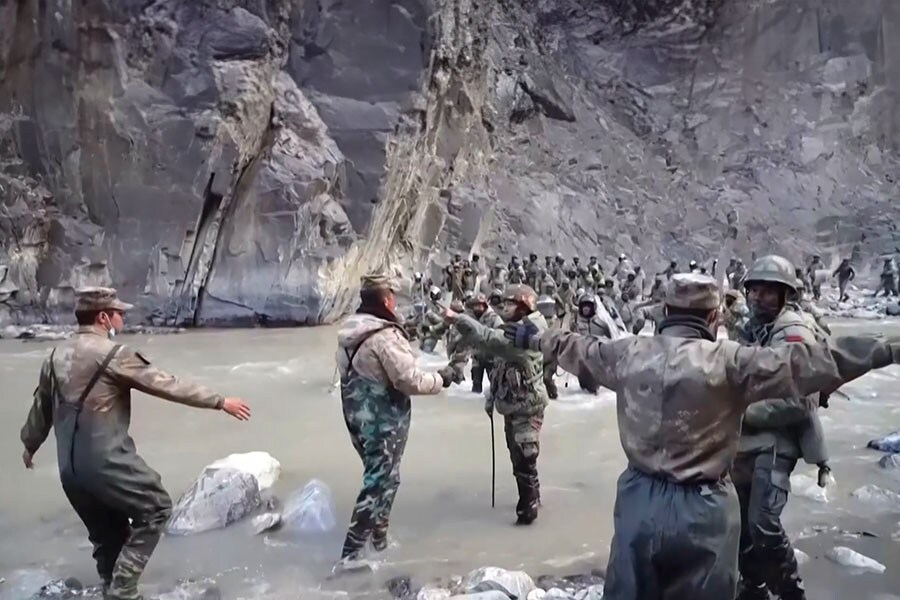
<box><xmin>511</xmin><ymin>256</ymin><xmax>521</xmax><ymax>264</ymax></box>
<box><xmin>627</xmin><ymin>272</ymin><xmax>636</xmax><ymax>281</ymax></box>
<box><xmin>670</xmin><ymin>260</ymin><xmax>677</xmax><ymax>267</ymax></box>
<box><xmin>573</xmin><ymin>257</ymin><xmax>581</xmax><ymax>265</ymax></box>
<box><xmin>689</xmin><ymin>260</ymin><xmax>698</xmax><ymax>268</ymax></box>
<box><xmin>744</xmin><ymin>255</ymin><xmax>800</xmax><ymax>293</ymax></box>
<box><xmin>463</xmin><ymin>289</ymin><xmax>475</xmax><ymax>301</ymax></box>
<box><xmin>503</xmin><ymin>284</ymin><xmax>538</xmax><ymax>312</ymax></box>
<box><xmin>555</xmin><ymin>253</ymin><xmax>565</xmax><ymax>263</ymax></box>
<box><xmin>488</xmin><ymin>289</ymin><xmax>503</xmax><ymax>306</ymax></box>
<box><xmin>529</xmin><ymin>253</ymin><xmax>538</xmax><ymax>261</ymax></box>
<box><xmin>812</xmin><ymin>254</ymin><xmax>821</xmax><ymax>260</ymax></box>
<box><xmin>454</xmin><ymin>253</ymin><xmax>462</xmax><ymax>262</ymax></box>
<box><xmin>467</xmin><ymin>293</ymin><xmax>489</xmax><ymax>309</ymax></box>
<box><xmin>577</xmin><ymin>292</ymin><xmax>596</xmax><ymax>306</ymax></box>
<box><xmin>634</xmin><ymin>265</ymin><xmax>642</xmax><ymax>273</ymax></box>
<box><xmin>590</xmin><ymin>256</ymin><xmax>598</xmax><ymax>262</ymax></box>
<box><xmin>414</xmin><ymin>271</ymin><xmax>423</xmax><ymax>281</ymax></box>
<box><xmin>429</xmin><ymin>286</ymin><xmax>442</xmax><ymax>301</ymax></box>
<box><xmin>472</xmin><ymin>253</ymin><xmax>480</xmax><ymax>261</ymax></box>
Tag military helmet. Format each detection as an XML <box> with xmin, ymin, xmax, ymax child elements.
<box><xmin>463</xmin><ymin>289</ymin><xmax>475</xmax><ymax>301</ymax></box>
<box><xmin>429</xmin><ymin>286</ymin><xmax>443</xmax><ymax>301</ymax></box>
<box><xmin>577</xmin><ymin>292</ymin><xmax>596</xmax><ymax>306</ymax></box>
<box><xmin>414</xmin><ymin>271</ymin><xmax>423</xmax><ymax>281</ymax></box>
<box><xmin>529</xmin><ymin>253</ymin><xmax>538</xmax><ymax>261</ymax></box>
<box><xmin>450</xmin><ymin>299</ymin><xmax>465</xmax><ymax>313</ymax></box>
<box><xmin>488</xmin><ymin>288</ymin><xmax>503</xmax><ymax>304</ymax></box>
<box><xmin>724</xmin><ymin>289</ymin><xmax>741</xmax><ymax>300</ymax></box>
<box><xmin>619</xmin><ymin>254</ymin><xmax>626</xmax><ymax>260</ymax></box>
<box><xmin>743</xmin><ymin>255</ymin><xmax>800</xmax><ymax>292</ymax></box>
<box><xmin>573</xmin><ymin>257</ymin><xmax>581</xmax><ymax>264</ymax></box>
<box><xmin>503</xmin><ymin>284</ymin><xmax>538</xmax><ymax>312</ymax></box>
<box><xmin>468</xmin><ymin>293</ymin><xmax>489</xmax><ymax>308</ymax></box>
<box><xmin>454</xmin><ymin>253</ymin><xmax>462</xmax><ymax>261</ymax></box>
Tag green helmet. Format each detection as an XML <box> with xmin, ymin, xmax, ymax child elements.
<box><xmin>744</xmin><ymin>255</ymin><xmax>799</xmax><ymax>292</ymax></box>
<box><xmin>503</xmin><ymin>284</ymin><xmax>538</xmax><ymax>312</ymax></box>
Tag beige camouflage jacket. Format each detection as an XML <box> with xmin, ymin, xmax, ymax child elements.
<box><xmin>21</xmin><ymin>326</ymin><xmax>223</xmax><ymax>459</ymax></box>
<box><xmin>337</xmin><ymin>313</ymin><xmax>443</xmax><ymax>396</ymax></box>
<box><xmin>533</xmin><ymin>325</ymin><xmax>897</xmax><ymax>483</ymax></box>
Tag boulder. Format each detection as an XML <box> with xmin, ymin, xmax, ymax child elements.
<box><xmin>573</xmin><ymin>585</ymin><xmax>604</xmax><ymax>600</ymax></box>
<box><xmin>166</xmin><ymin>467</ymin><xmax>262</xmax><ymax>535</ymax></box>
<box><xmin>790</xmin><ymin>473</ymin><xmax>829</xmax><ymax>503</ymax></box>
<box><xmin>251</xmin><ymin>512</ymin><xmax>282</xmax><ymax>534</ymax></box>
<box><xmin>461</xmin><ymin>567</ymin><xmax>537</xmax><ymax>600</ymax></box>
<box><xmin>417</xmin><ymin>587</ymin><xmax>452</xmax><ymax>600</ymax></box>
<box><xmin>826</xmin><ymin>547</ymin><xmax>886</xmax><ymax>573</ymax></box>
<box><xmin>869</xmin><ymin>432</ymin><xmax>900</xmax><ymax>453</ymax></box>
<box><xmin>878</xmin><ymin>453</ymin><xmax>900</xmax><ymax>474</ymax></box>
<box><xmin>794</xmin><ymin>549</ymin><xmax>810</xmax><ymax>566</ymax></box>
<box><xmin>207</xmin><ymin>452</ymin><xmax>281</xmax><ymax>490</ymax></box>
<box><xmin>850</xmin><ymin>485</ymin><xmax>900</xmax><ymax>510</ymax></box>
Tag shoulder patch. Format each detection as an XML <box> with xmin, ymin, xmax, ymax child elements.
<box><xmin>134</xmin><ymin>350</ymin><xmax>151</xmax><ymax>365</ymax></box>
<box><xmin>784</xmin><ymin>335</ymin><xmax>805</xmax><ymax>343</ymax></box>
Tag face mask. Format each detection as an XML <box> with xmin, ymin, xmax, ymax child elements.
<box><xmin>107</xmin><ymin>327</ymin><xmax>117</xmax><ymax>339</ymax></box>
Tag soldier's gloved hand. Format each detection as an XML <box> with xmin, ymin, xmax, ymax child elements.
<box><xmin>437</xmin><ymin>366</ymin><xmax>455</xmax><ymax>388</ymax></box>
<box><xmin>502</xmin><ymin>322</ymin><xmax>539</xmax><ymax>349</ymax></box>
<box><xmin>484</xmin><ymin>399</ymin><xmax>494</xmax><ymax>417</ymax></box>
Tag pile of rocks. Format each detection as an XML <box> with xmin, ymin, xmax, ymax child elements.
<box><xmin>388</xmin><ymin>567</ymin><xmax>605</xmax><ymax>600</ymax></box>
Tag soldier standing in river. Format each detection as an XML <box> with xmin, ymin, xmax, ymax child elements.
<box><xmin>554</xmin><ymin>277</ymin><xmax>576</xmax><ymax>328</ymax></box>
<box><xmin>735</xmin><ymin>257</ymin><xmax>831</xmax><ymax>600</ymax></box>
<box><xmin>832</xmin><ymin>258</ymin><xmax>855</xmax><ymax>302</ymax></box>
<box><xmin>446</xmin><ymin>285</ymin><xmax>549</xmax><ymax>525</ymax></box>
<box><xmin>806</xmin><ymin>255</ymin><xmax>825</xmax><ymax>300</ymax></box>
<box><xmin>663</xmin><ymin>260</ymin><xmax>679</xmax><ymax>280</ymax></box>
<box><xmin>468</xmin><ymin>294</ymin><xmax>504</xmax><ymax>394</ymax></box>
<box><xmin>875</xmin><ymin>258</ymin><xmax>899</xmax><ymax>297</ymax></box>
<box><xmin>20</xmin><ymin>288</ymin><xmax>251</xmax><ymax>600</ymax></box>
<box><xmin>336</xmin><ymin>275</ymin><xmax>455</xmax><ymax>571</ymax></box>
<box><xmin>508</xmin><ymin>257</ymin><xmax>526</xmax><ymax>284</ymax></box>
<box><xmin>491</xmin><ymin>273</ymin><xmax>900</xmax><ymax>600</ymax></box>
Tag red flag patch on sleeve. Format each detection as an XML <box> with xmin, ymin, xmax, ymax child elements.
<box><xmin>785</xmin><ymin>335</ymin><xmax>805</xmax><ymax>343</ymax></box>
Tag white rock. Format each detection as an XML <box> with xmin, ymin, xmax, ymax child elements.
<box><xmin>826</xmin><ymin>546</ymin><xmax>886</xmax><ymax>574</ymax></box>
<box><xmin>281</xmin><ymin>479</ymin><xmax>336</xmax><ymax>533</ymax></box>
<box><xmin>791</xmin><ymin>473</ymin><xmax>829</xmax><ymax>503</ymax></box>
<box><xmin>794</xmin><ymin>549</ymin><xmax>810</xmax><ymax>566</ymax></box>
<box><xmin>461</xmin><ymin>567</ymin><xmax>537</xmax><ymax>600</ymax></box>
<box><xmin>543</xmin><ymin>589</ymin><xmax>575</xmax><ymax>600</ymax></box>
<box><xmin>449</xmin><ymin>593</ymin><xmax>512</xmax><ymax>600</ymax></box>
<box><xmin>418</xmin><ymin>587</ymin><xmax>452</xmax><ymax>600</ymax></box>
<box><xmin>527</xmin><ymin>590</ymin><xmax>547</xmax><ymax>600</ymax></box>
<box><xmin>574</xmin><ymin>584</ymin><xmax>604</xmax><ymax>600</ymax></box>
<box><xmin>850</xmin><ymin>485</ymin><xmax>900</xmax><ymax>509</ymax></box>
<box><xmin>251</xmin><ymin>512</ymin><xmax>282</xmax><ymax>534</ymax></box>
<box><xmin>0</xmin><ymin>569</ymin><xmax>53</xmax><ymax>600</ymax></box>
<box><xmin>208</xmin><ymin>451</ymin><xmax>281</xmax><ymax>490</ymax></box>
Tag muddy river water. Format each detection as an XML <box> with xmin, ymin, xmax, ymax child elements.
<box><xmin>1</xmin><ymin>321</ymin><xmax>899</xmax><ymax>599</ymax></box>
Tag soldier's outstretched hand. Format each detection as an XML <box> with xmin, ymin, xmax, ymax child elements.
<box><xmin>222</xmin><ymin>397</ymin><xmax>251</xmax><ymax>421</ymax></box>
<box><xmin>22</xmin><ymin>448</ymin><xmax>34</xmax><ymax>469</ymax></box>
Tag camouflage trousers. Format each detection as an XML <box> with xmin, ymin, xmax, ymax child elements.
<box><xmin>61</xmin><ymin>462</ymin><xmax>172</xmax><ymax>599</ymax></box>
<box><xmin>340</xmin><ymin>377</ymin><xmax>411</xmax><ymax>559</ymax></box>
<box><xmin>504</xmin><ymin>411</ymin><xmax>544</xmax><ymax>520</ymax></box>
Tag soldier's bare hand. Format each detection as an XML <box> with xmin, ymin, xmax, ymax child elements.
<box><xmin>222</xmin><ymin>397</ymin><xmax>251</xmax><ymax>421</ymax></box>
<box><xmin>442</xmin><ymin>308</ymin><xmax>457</xmax><ymax>322</ymax></box>
<box><xmin>22</xmin><ymin>448</ymin><xmax>34</xmax><ymax>469</ymax></box>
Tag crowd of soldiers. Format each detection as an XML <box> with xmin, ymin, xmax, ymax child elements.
<box><xmin>18</xmin><ymin>250</ymin><xmax>900</xmax><ymax>600</ymax></box>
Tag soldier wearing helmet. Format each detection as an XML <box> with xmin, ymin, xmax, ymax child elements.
<box><xmin>805</xmin><ymin>255</ymin><xmax>825</xmax><ymax>300</ymax></box>
<box><xmin>730</xmin><ymin>259</ymin><xmax>748</xmax><ymax>290</ymax></box>
<box><xmin>721</xmin><ymin>289</ymin><xmax>749</xmax><ymax>341</ymax></box>
<box><xmin>735</xmin><ymin>256</ymin><xmax>830</xmax><ymax>600</ymax></box>
<box><xmin>613</xmin><ymin>254</ymin><xmax>634</xmax><ymax>283</ymax></box>
<box><xmin>875</xmin><ymin>258</ymin><xmax>898</xmax><ymax>298</ymax></box>
<box><xmin>831</xmin><ymin>258</ymin><xmax>856</xmax><ymax>302</ymax></box>
<box><xmin>489</xmin><ymin>288</ymin><xmax>504</xmax><ymax>308</ymax></box>
<box><xmin>526</xmin><ymin>253</ymin><xmax>541</xmax><ymax>289</ymax></box>
<box><xmin>446</xmin><ymin>284</ymin><xmax>549</xmax><ymax>525</ymax></box>
<box><xmin>467</xmin><ymin>293</ymin><xmax>504</xmax><ymax>394</ymax></box>
<box><xmin>418</xmin><ymin>287</ymin><xmax>448</xmax><ymax>354</ymax></box>
<box><xmin>508</xmin><ymin>257</ymin><xmax>526</xmax><ymax>285</ymax></box>
<box><xmin>569</xmin><ymin>293</ymin><xmax>613</xmax><ymax>393</ymax></box>
<box><xmin>663</xmin><ymin>259</ymin><xmax>679</xmax><ymax>280</ymax></box>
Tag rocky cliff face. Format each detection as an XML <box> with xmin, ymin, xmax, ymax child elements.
<box><xmin>1</xmin><ymin>0</ymin><xmax>898</xmax><ymax>326</ymax></box>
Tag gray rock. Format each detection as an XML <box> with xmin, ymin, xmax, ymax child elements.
<box><xmin>449</xmin><ymin>594</ymin><xmax>511</xmax><ymax>600</ymax></box>
<box><xmin>166</xmin><ymin>467</ymin><xmax>262</xmax><ymax>535</ymax></box>
<box><xmin>850</xmin><ymin>484</ymin><xmax>900</xmax><ymax>510</ymax></box>
<box><xmin>879</xmin><ymin>453</ymin><xmax>900</xmax><ymax>473</ymax></box>
<box><xmin>869</xmin><ymin>432</ymin><xmax>900</xmax><ymax>453</ymax></box>
<box><xmin>251</xmin><ymin>512</ymin><xmax>282</xmax><ymax>534</ymax></box>
<box><xmin>826</xmin><ymin>547</ymin><xmax>886</xmax><ymax>574</ymax></box>
<box><xmin>461</xmin><ymin>567</ymin><xmax>537</xmax><ymax>600</ymax></box>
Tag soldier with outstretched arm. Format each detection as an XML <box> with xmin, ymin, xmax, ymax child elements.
<box><xmin>445</xmin><ymin>274</ymin><xmax>900</xmax><ymax>600</ymax></box>
<box><xmin>20</xmin><ymin>288</ymin><xmax>250</xmax><ymax>600</ymax></box>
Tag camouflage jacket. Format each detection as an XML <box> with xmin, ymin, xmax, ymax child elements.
<box><xmin>21</xmin><ymin>326</ymin><xmax>223</xmax><ymax>474</ymax></box>
<box><xmin>570</xmin><ymin>312</ymin><xmax>612</xmax><ymax>338</ymax></box>
<box><xmin>337</xmin><ymin>313</ymin><xmax>443</xmax><ymax>396</ymax></box>
<box><xmin>454</xmin><ymin>312</ymin><xmax>549</xmax><ymax>416</ymax></box>
<box><xmin>722</xmin><ymin>301</ymin><xmax>750</xmax><ymax>341</ymax></box>
<box><xmin>531</xmin><ymin>321</ymin><xmax>897</xmax><ymax>483</ymax></box>
<box><xmin>738</xmin><ymin>308</ymin><xmax>829</xmax><ymax>466</ymax></box>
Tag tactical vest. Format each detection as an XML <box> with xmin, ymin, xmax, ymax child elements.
<box><xmin>489</xmin><ymin>313</ymin><xmax>549</xmax><ymax>416</ymax></box>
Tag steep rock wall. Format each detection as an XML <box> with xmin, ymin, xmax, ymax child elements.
<box><xmin>1</xmin><ymin>0</ymin><xmax>898</xmax><ymax>326</ymax></box>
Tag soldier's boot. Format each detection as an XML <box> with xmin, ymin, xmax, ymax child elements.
<box><xmin>514</xmin><ymin>479</ymin><xmax>539</xmax><ymax>525</ymax></box>
<box><xmin>770</xmin><ymin>554</ymin><xmax>806</xmax><ymax>600</ymax></box>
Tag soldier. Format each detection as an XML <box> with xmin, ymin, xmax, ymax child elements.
<box><xmin>551</xmin><ymin>254</ymin><xmax>568</xmax><ymax>285</ymax></box>
<box><xmin>649</xmin><ymin>274</ymin><xmax>666</xmax><ymax>303</ymax></box>
<box><xmin>468</xmin><ymin>294</ymin><xmax>504</xmax><ymax>394</ymax></box>
<box><xmin>725</xmin><ymin>258</ymin><xmax>738</xmax><ymax>283</ymax></box>
<box><xmin>663</xmin><ymin>260</ymin><xmax>679</xmax><ymax>280</ymax></box>
<box><xmin>544</xmin><ymin>255</ymin><xmax>554</xmax><ymax>274</ymax></box>
<box><xmin>419</xmin><ymin>287</ymin><xmax>446</xmax><ymax>353</ymax></box>
<box><xmin>447</xmin><ymin>285</ymin><xmax>549</xmax><ymax>525</ymax></box>
<box><xmin>448</xmin><ymin>260</ymin><xmax>466</xmax><ymax>301</ymax></box>
<box><xmin>488</xmin><ymin>261</ymin><xmax>508</xmax><ymax>293</ymax></box>
<box><xmin>731</xmin><ymin>259</ymin><xmax>748</xmax><ymax>290</ymax></box>
<box><xmin>444</xmin><ymin>299</ymin><xmax>471</xmax><ymax>383</ymax></box>
<box><xmin>735</xmin><ymin>256</ymin><xmax>833</xmax><ymax>600</ymax></box>
<box><xmin>526</xmin><ymin>253</ymin><xmax>541</xmax><ymax>289</ymax></box>
<box><xmin>621</xmin><ymin>272</ymin><xmax>640</xmax><ymax>301</ymax></box>
<box><xmin>632</xmin><ymin>266</ymin><xmax>645</xmax><ymax>299</ymax></box>
<box><xmin>587</xmin><ymin>256</ymin><xmax>603</xmax><ymax>284</ymax></box>
<box><xmin>805</xmin><ymin>255</ymin><xmax>825</xmax><ymax>300</ymax></box>
<box><xmin>471</xmin><ymin>254</ymin><xmax>485</xmax><ymax>291</ymax></box>
<box><xmin>794</xmin><ymin>268</ymin><xmax>809</xmax><ymax>297</ymax></box>
<box><xmin>508</xmin><ymin>258</ymin><xmax>526</xmax><ymax>284</ymax></box>
<box><xmin>462</xmin><ymin>260</ymin><xmax>477</xmax><ymax>293</ymax></box>
<box><xmin>20</xmin><ymin>288</ymin><xmax>251</xmax><ymax>600</ymax></box>
<box><xmin>412</xmin><ymin>272</ymin><xmax>427</xmax><ymax>303</ymax></box>
<box><xmin>536</xmin><ymin>293</ymin><xmax>561</xmax><ymax>399</ymax></box>
<box><xmin>612</xmin><ymin>254</ymin><xmax>634</xmax><ymax>282</ymax></box>
<box><xmin>336</xmin><ymin>275</ymin><xmax>455</xmax><ymax>571</ymax></box>
<box><xmin>570</xmin><ymin>293</ymin><xmax>613</xmax><ymax>393</ymax></box>
<box><xmin>554</xmin><ymin>277</ymin><xmax>576</xmax><ymax>327</ymax></box>
<box><xmin>832</xmin><ymin>258</ymin><xmax>855</xmax><ymax>302</ymax></box>
<box><xmin>689</xmin><ymin>260</ymin><xmax>701</xmax><ymax>274</ymax></box>
<box><xmin>491</xmin><ymin>273</ymin><xmax>900</xmax><ymax>600</ymax></box>
<box><xmin>537</xmin><ymin>267</ymin><xmax>557</xmax><ymax>297</ymax></box>
<box><xmin>489</xmin><ymin>288</ymin><xmax>504</xmax><ymax>309</ymax></box>
<box><xmin>722</xmin><ymin>289</ymin><xmax>749</xmax><ymax>341</ymax></box>
<box><xmin>875</xmin><ymin>258</ymin><xmax>899</xmax><ymax>297</ymax></box>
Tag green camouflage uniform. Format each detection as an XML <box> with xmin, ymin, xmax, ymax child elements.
<box><xmin>337</xmin><ymin>313</ymin><xmax>443</xmax><ymax>559</ymax></box>
<box><xmin>471</xmin><ymin>307</ymin><xmax>504</xmax><ymax>393</ymax></box>
<box><xmin>454</xmin><ymin>311</ymin><xmax>550</xmax><ymax>522</ymax></box>
<box><xmin>21</xmin><ymin>325</ymin><xmax>224</xmax><ymax>599</ymax></box>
